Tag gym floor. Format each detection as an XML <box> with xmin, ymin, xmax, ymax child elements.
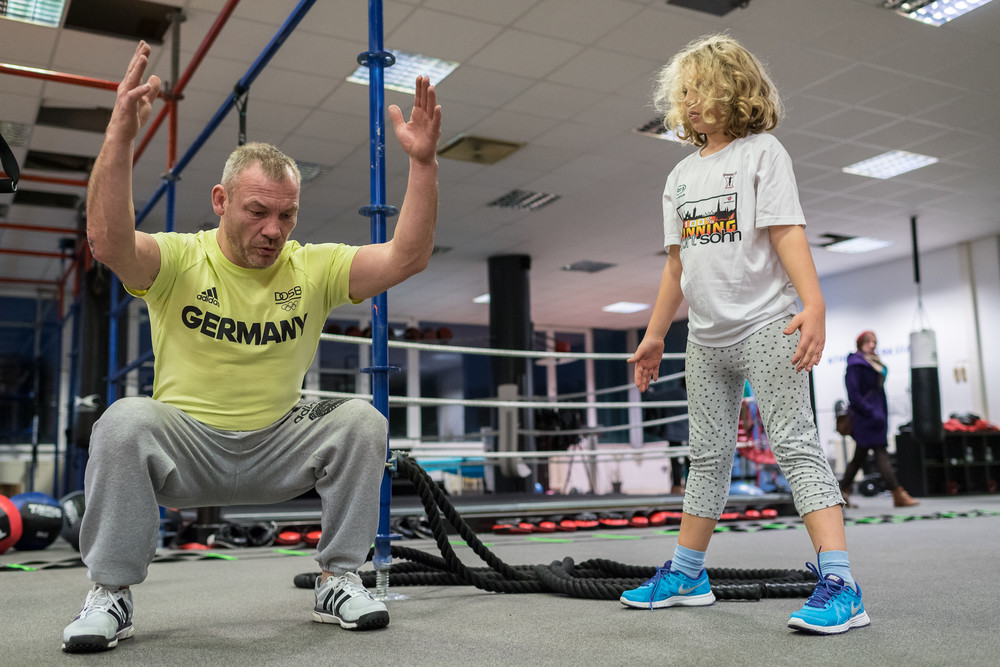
<box><xmin>2</xmin><ymin>493</ymin><xmax>998</xmax><ymax>666</ymax></box>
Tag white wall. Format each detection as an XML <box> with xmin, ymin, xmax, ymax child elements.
<box><xmin>814</xmin><ymin>234</ymin><xmax>1000</xmax><ymax>473</ymax></box>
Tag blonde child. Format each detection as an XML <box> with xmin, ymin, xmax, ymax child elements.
<box><xmin>620</xmin><ymin>34</ymin><xmax>869</xmax><ymax>635</ymax></box>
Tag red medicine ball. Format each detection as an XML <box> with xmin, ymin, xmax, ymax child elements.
<box><xmin>0</xmin><ymin>494</ymin><xmax>25</xmax><ymax>555</ymax></box>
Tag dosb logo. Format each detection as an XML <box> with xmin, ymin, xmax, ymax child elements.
<box><xmin>275</xmin><ymin>285</ymin><xmax>302</xmax><ymax>311</ymax></box>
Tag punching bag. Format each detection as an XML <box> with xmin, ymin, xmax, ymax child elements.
<box><xmin>910</xmin><ymin>329</ymin><xmax>943</xmax><ymax>444</ymax></box>
<box><xmin>72</xmin><ymin>264</ymin><xmax>111</xmax><ymax>449</ymax></box>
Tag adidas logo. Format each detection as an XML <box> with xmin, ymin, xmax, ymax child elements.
<box><xmin>197</xmin><ymin>286</ymin><xmax>220</xmax><ymax>306</ymax></box>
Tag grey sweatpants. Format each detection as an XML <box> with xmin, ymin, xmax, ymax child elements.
<box><xmin>80</xmin><ymin>397</ymin><xmax>387</xmax><ymax>586</ymax></box>
<box><xmin>682</xmin><ymin>316</ymin><xmax>842</xmax><ymax>519</ymax></box>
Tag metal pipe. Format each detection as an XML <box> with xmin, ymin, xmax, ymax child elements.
<box><xmin>17</xmin><ymin>174</ymin><xmax>89</xmax><ymax>187</ymax></box>
<box><xmin>0</xmin><ymin>222</ymin><xmax>82</xmax><ymax>235</ymax></box>
<box><xmin>133</xmin><ymin>0</ymin><xmax>242</xmax><ymax>163</ymax></box>
<box><xmin>363</xmin><ymin>0</ymin><xmax>397</xmax><ymax>585</ymax></box>
<box><xmin>0</xmin><ymin>277</ymin><xmax>60</xmax><ymax>286</ymax></box>
<box><xmin>166</xmin><ymin>0</ymin><xmax>317</xmax><ymax>178</ymax></box>
<box><xmin>0</xmin><ymin>62</ymin><xmax>119</xmax><ymax>91</ymax></box>
<box><xmin>0</xmin><ymin>248</ymin><xmax>69</xmax><ymax>259</ymax></box>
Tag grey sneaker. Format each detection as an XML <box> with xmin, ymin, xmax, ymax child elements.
<box><xmin>313</xmin><ymin>572</ymin><xmax>389</xmax><ymax>630</ymax></box>
<box><xmin>62</xmin><ymin>585</ymin><xmax>134</xmax><ymax>652</ymax></box>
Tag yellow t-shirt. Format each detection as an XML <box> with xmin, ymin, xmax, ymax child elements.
<box><xmin>126</xmin><ymin>229</ymin><xmax>360</xmax><ymax>430</ymax></box>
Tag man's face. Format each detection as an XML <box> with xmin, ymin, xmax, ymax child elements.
<box><xmin>213</xmin><ymin>162</ymin><xmax>299</xmax><ymax>269</ymax></box>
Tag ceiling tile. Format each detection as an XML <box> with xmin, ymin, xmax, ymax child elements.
<box><xmin>386</xmin><ymin>8</ymin><xmax>505</xmax><ymax>62</ymax></box>
<box><xmin>467</xmin><ymin>29</ymin><xmax>582</xmax><ymax>79</ymax></box>
<box><xmin>503</xmin><ymin>81</ymin><xmax>604</xmax><ymax>121</ymax></box>
<box><xmin>862</xmin><ymin>79</ymin><xmax>967</xmax><ymax>117</ymax></box>
<box><xmin>513</xmin><ymin>0</ymin><xmax>642</xmax><ymax>43</ymax></box>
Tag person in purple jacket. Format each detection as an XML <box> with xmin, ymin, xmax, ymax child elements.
<box><xmin>839</xmin><ymin>331</ymin><xmax>919</xmax><ymax>508</ymax></box>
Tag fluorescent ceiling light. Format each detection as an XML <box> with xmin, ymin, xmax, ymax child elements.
<box><xmin>842</xmin><ymin>150</ymin><xmax>938</xmax><ymax>179</ymax></box>
<box><xmin>473</xmin><ymin>293</ymin><xmax>490</xmax><ymax>304</ymax></box>
<box><xmin>0</xmin><ymin>0</ymin><xmax>65</xmax><ymax>27</ymax></box>
<box><xmin>348</xmin><ymin>50</ymin><xmax>459</xmax><ymax>94</ymax></box>
<box><xmin>825</xmin><ymin>237</ymin><xmax>894</xmax><ymax>254</ymax></box>
<box><xmin>884</xmin><ymin>0</ymin><xmax>995</xmax><ymax>26</ymax></box>
<box><xmin>602</xmin><ymin>301</ymin><xmax>649</xmax><ymax>314</ymax></box>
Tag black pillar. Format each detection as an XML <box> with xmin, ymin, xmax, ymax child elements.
<box><xmin>488</xmin><ymin>255</ymin><xmax>533</xmax><ymax>493</ymax></box>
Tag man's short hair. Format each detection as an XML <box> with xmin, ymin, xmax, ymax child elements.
<box><xmin>221</xmin><ymin>142</ymin><xmax>301</xmax><ymax>194</ymax></box>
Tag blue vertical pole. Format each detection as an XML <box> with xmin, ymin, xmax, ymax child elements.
<box><xmin>361</xmin><ymin>0</ymin><xmax>399</xmax><ymax>579</ymax></box>
<box><xmin>165</xmin><ymin>177</ymin><xmax>176</xmax><ymax>233</ymax></box>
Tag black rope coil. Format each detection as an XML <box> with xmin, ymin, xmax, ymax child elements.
<box><xmin>293</xmin><ymin>454</ymin><xmax>817</xmax><ymax>601</ymax></box>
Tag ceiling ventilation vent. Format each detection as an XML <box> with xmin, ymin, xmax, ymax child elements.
<box><xmin>25</xmin><ymin>150</ymin><xmax>94</xmax><ymax>173</ymax></box>
<box><xmin>0</xmin><ymin>121</ymin><xmax>31</xmax><ymax>146</ymax></box>
<box><xmin>488</xmin><ymin>189</ymin><xmax>560</xmax><ymax>211</ymax></box>
<box><xmin>65</xmin><ymin>0</ymin><xmax>178</xmax><ymax>44</ymax></box>
<box><xmin>634</xmin><ymin>118</ymin><xmax>684</xmax><ymax>143</ymax></box>
<box><xmin>437</xmin><ymin>134</ymin><xmax>524</xmax><ymax>165</ymax></box>
<box><xmin>563</xmin><ymin>260</ymin><xmax>616</xmax><ymax>273</ymax></box>
<box><xmin>667</xmin><ymin>0</ymin><xmax>751</xmax><ymax>16</ymax></box>
<box><xmin>12</xmin><ymin>190</ymin><xmax>81</xmax><ymax>209</ymax></box>
<box><xmin>296</xmin><ymin>162</ymin><xmax>330</xmax><ymax>184</ymax></box>
<box><xmin>36</xmin><ymin>106</ymin><xmax>113</xmax><ymax>133</ymax></box>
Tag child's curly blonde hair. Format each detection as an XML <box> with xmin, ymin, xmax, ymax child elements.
<box><xmin>653</xmin><ymin>34</ymin><xmax>782</xmax><ymax>148</ymax></box>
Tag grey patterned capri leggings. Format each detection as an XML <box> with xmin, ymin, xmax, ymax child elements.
<box><xmin>682</xmin><ymin>316</ymin><xmax>843</xmax><ymax>519</ymax></box>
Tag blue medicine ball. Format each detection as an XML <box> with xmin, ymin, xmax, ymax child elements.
<box><xmin>10</xmin><ymin>492</ymin><xmax>63</xmax><ymax>551</ymax></box>
<box><xmin>729</xmin><ymin>481</ymin><xmax>766</xmax><ymax>496</ymax></box>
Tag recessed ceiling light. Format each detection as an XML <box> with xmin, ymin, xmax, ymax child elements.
<box><xmin>473</xmin><ymin>293</ymin><xmax>490</xmax><ymax>304</ymax></box>
<box><xmin>437</xmin><ymin>134</ymin><xmax>524</xmax><ymax>165</ymax></box>
<box><xmin>348</xmin><ymin>50</ymin><xmax>459</xmax><ymax>94</ymax></box>
<box><xmin>563</xmin><ymin>260</ymin><xmax>616</xmax><ymax>273</ymax></box>
<box><xmin>602</xmin><ymin>301</ymin><xmax>649</xmax><ymax>314</ymax></box>
<box><xmin>842</xmin><ymin>150</ymin><xmax>938</xmax><ymax>179</ymax></box>
<box><xmin>1</xmin><ymin>0</ymin><xmax>66</xmax><ymax>27</ymax></box>
<box><xmin>883</xmin><ymin>0</ymin><xmax>995</xmax><ymax>26</ymax></box>
<box><xmin>821</xmin><ymin>235</ymin><xmax>894</xmax><ymax>254</ymax></box>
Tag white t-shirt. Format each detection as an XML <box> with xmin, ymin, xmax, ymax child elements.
<box><xmin>663</xmin><ymin>132</ymin><xmax>806</xmax><ymax>347</ymax></box>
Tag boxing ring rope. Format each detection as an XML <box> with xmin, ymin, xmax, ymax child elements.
<box><xmin>321</xmin><ymin>332</ymin><xmax>686</xmax><ymax>361</ymax></box>
<box><xmin>304</xmin><ymin>330</ymin><xmax>693</xmax><ymax>507</ymax></box>
<box><xmin>304</xmin><ymin>389</ymin><xmax>686</xmax><ymax>411</ymax></box>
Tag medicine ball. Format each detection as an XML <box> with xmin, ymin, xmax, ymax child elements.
<box><xmin>59</xmin><ymin>490</ymin><xmax>86</xmax><ymax>551</ymax></box>
<box><xmin>10</xmin><ymin>492</ymin><xmax>63</xmax><ymax>551</ymax></box>
<box><xmin>0</xmin><ymin>495</ymin><xmax>23</xmax><ymax>555</ymax></box>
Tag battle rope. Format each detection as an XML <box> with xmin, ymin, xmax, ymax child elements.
<box><xmin>293</xmin><ymin>454</ymin><xmax>818</xmax><ymax>601</ymax></box>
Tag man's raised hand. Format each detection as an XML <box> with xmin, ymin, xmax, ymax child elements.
<box><xmin>110</xmin><ymin>41</ymin><xmax>162</xmax><ymax>142</ymax></box>
<box><xmin>388</xmin><ymin>76</ymin><xmax>442</xmax><ymax>166</ymax></box>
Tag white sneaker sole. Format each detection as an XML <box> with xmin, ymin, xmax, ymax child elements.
<box><xmin>788</xmin><ymin>611</ymin><xmax>871</xmax><ymax>634</ymax></box>
<box><xmin>61</xmin><ymin>625</ymin><xmax>134</xmax><ymax>653</ymax></box>
<box><xmin>313</xmin><ymin>609</ymin><xmax>390</xmax><ymax>630</ymax></box>
<box><xmin>620</xmin><ymin>591</ymin><xmax>716</xmax><ymax>609</ymax></box>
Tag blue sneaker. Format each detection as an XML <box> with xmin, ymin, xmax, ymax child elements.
<box><xmin>620</xmin><ymin>561</ymin><xmax>715</xmax><ymax>609</ymax></box>
<box><xmin>788</xmin><ymin>562</ymin><xmax>871</xmax><ymax>634</ymax></box>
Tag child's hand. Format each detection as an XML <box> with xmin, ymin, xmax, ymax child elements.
<box><xmin>628</xmin><ymin>338</ymin><xmax>665</xmax><ymax>392</ymax></box>
<box><xmin>784</xmin><ymin>308</ymin><xmax>825</xmax><ymax>372</ymax></box>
